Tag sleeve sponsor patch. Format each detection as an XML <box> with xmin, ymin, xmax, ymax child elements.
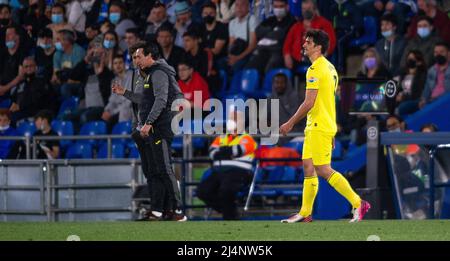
<box><xmin>308</xmin><ymin>77</ymin><xmax>318</xmax><ymax>83</ymax></box>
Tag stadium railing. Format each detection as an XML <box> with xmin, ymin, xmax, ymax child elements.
<box><xmin>381</xmin><ymin>132</ymin><xmax>450</xmax><ymax>219</ymax></box>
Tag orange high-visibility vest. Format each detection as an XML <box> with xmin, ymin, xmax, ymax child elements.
<box><xmin>210</xmin><ymin>133</ymin><xmax>258</xmax><ymax>170</ymax></box>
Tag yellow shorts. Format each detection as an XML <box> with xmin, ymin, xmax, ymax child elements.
<box><xmin>302</xmin><ymin>130</ymin><xmax>334</xmax><ymax>165</ymax></box>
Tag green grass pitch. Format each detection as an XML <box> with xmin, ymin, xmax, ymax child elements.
<box><xmin>0</xmin><ymin>220</ymin><xmax>449</xmax><ymax>241</ymax></box>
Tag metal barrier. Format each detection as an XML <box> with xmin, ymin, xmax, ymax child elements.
<box><xmin>1</xmin><ymin>132</ymin><xmax>306</xmax><ymax>221</ymax></box>
<box><xmin>0</xmin><ymin>159</ymin><xmax>143</xmax><ymax>221</ymax></box>
<box><xmin>0</xmin><ymin>136</ymin><xmax>31</xmax><ymax>159</ymax></box>
<box><xmin>381</xmin><ymin>132</ymin><xmax>450</xmax><ymax>219</ymax></box>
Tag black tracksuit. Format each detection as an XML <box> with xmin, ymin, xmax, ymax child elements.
<box><xmin>128</xmin><ymin>59</ymin><xmax>184</xmax><ymax>213</ymax></box>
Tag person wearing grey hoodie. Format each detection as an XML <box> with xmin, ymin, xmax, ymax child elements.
<box><xmin>126</xmin><ymin>41</ymin><xmax>185</xmax><ymax>221</ymax></box>
<box><xmin>112</xmin><ymin>41</ymin><xmax>186</xmax><ymax>221</ymax></box>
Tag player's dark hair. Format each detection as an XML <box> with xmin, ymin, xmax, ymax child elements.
<box><xmin>305</xmin><ymin>29</ymin><xmax>329</xmax><ymax>55</ymax></box>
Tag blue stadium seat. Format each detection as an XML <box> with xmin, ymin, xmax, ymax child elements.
<box><xmin>57</xmin><ymin>96</ymin><xmax>79</xmax><ymax>119</ymax></box>
<box><xmin>111</xmin><ymin>121</ymin><xmax>132</xmax><ymax>145</ymax></box>
<box><xmin>97</xmin><ymin>143</ymin><xmax>125</xmax><ymax>158</ymax></box>
<box><xmin>51</xmin><ymin>120</ymin><xmax>74</xmax><ymax>150</ymax></box>
<box><xmin>79</xmin><ymin>121</ymin><xmax>107</xmax><ymax>146</ymax></box>
<box><xmin>127</xmin><ymin>142</ymin><xmax>140</xmax><ymax>159</ymax></box>
<box><xmin>332</xmin><ymin>139</ymin><xmax>343</xmax><ymax>160</ymax></box>
<box><xmin>262</xmin><ymin>68</ymin><xmax>293</xmax><ymax>97</ymax></box>
<box><xmin>284</xmin><ymin>141</ymin><xmax>304</xmax><ymax>155</ymax></box>
<box><xmin>65</xmin><ymin>142</ymin><xmax>93</xmax><ymax>159</ymax></box>
<box><xmin>240</xmin><ymin>69</ymin><xmax>259</xmax><ymax>96</ymax></box>
<box><xmin>0</xmin><ymin>98</ymin><xmax>11</xmax><ymax>109</ymax></box>
<box><xmin>251</xmin><ymin>166</ymin><xmax>302</xmax><ymax>197</ymax></box>
<box><xmin>16</xmin><ymin>121</ymin><xmax>36</xmax><ymax>137</ymax></box>
<box><xmin>227</xmin><ymin>70</ymin><xmax>244</xmax><ymax>95</ymax></box>
<box><xmin>349</xmin><ymin>16</ymin><xmax>378</xmax><ymax>47</ymax></box>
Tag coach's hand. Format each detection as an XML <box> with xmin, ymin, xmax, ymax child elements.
<box><xmin>280</xmin><ymin>121</ymin><xmax>293</xmax><ymax>136</ymax></box>
<box><xmin>140</xmin><ymin>124</ymin><xmax>153</xmax><ymax>137</ymax></box>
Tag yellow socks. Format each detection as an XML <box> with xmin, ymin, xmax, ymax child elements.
<box><xmin>299</xmin><ymin>176</ymin><xmax>319</xmax><ymax>217</ymax></box>
<box><xmin>327</xmin><ymin>171</ymin><xmax>361</xmax><ymax>209</ymax></box>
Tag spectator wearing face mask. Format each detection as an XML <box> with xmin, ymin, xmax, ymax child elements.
<box><xmin>407</xmin><ymin>0</ymin><xmax>450</xmax><ymax>44</ymax></box>
<box><xmin>357</xmin><ymin>47</ymin><xmax>391</xmax><ymax>79</ymax></box>
<box><xmin>375</xmin><ymin>13</ymin><xmax>407</xmax><ymax>77</ymax></box>
<box><xmin>419</xmin><ymin>42</ymin><xmax>450</xmax><ymax>109</ymax></box>
<box><xmin>46</xmin><ymin>3</ymin><xmax>75</xmax><ymax>42</ymax></box>
<box><xmin>245</xmin><ymin>0</ymin><xmax>295</xmax><ymax>74</ymax></box>
<box><xmin>401</xmin><ymin>16</ymin><xmax>442</xmax><ymax>68</ymax></box>
<box><xmin>394</xmin><ymin>50</ymin><xmax>427</xmax><ymax>118</ymax></box>
<box><xmin>108</xmin><ymin>0</ymin><xmax>136</xmax><ymax>51</ymax></box>
<box><xmin>102</xmin><ymin>29</ymin><xmax>121</xmax><ymax>70</ymax></box>
<box><xmin>35</xmin><ymin>28</ymin><xmax>56</xmax><ymax>84</ymax></box>
<box><xmin>201</xmin><ymin>1</ymin><xmax>229</xmax><ymax>70</ymax></box>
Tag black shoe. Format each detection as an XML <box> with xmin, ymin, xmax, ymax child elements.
<box><xmin>164</xmin><ymin>209</ymin><xmax>187</xmax><ymax>221</ymax></box>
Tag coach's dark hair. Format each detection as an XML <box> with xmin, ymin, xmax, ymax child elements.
<box><xmin>129</xmin><ymin>41</ymin><xmax>161</xmax><ymax>59</ymax></box>
<box><xmin>305</xmin><ymin>29</ymin><xmax>329</xmax><ymax>55</ymax></box>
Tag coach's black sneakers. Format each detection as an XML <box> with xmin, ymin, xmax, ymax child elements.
<box><xmin>164</xmin><ymin>209</ymin><xmax>188</xmax><ymax>222</ymax></box>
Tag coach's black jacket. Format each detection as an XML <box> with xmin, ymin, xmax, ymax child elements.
<box><xmin>139</xmin><ymin>59</ymin><xmax>183</xmax><ymax>139</ymax></box>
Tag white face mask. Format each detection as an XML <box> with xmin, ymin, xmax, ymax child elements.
<box><xmin>226</xmin><ymin>120</ymin><xmax>237</xmax><ymax>133</ymax></box>
<box><xmin>273</xmin><ymin>8</ymin><xmax>287</xmax><ymax>19</ymax></box>
<box><xmin>0</xmin><ymin>125</ymin><xmax>10</xmax><ymax>131</ymax></box>
<box><xmin>40</xmin><ymin>123</ymin><xmax>46</xmax><ymax>131</ymax></box>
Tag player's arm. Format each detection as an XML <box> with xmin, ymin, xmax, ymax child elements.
<box><xmin>280</xmin><ymin>89</ymin><xmax>318</xmax><ymax>135</ymax></box>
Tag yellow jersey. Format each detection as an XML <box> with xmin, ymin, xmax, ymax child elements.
<box><xmin>305</xmin><ymin>56</ymin><xmax>338</xmax><ymax>135</ymax></box>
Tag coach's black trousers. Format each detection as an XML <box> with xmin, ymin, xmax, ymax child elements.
<box><xmin>197</xmin><ymin>166</ymin><xmax>253</xmax><ymax>220</ymax></box>
<box><xmin>132</xmin><ymin>130</ymin><xmax>182</xmax><ymax>213</ymax></box>
<box><xmin>144</xmin><ymin>133</ymin><xmax>182</xmax><ymax>213</ymax></box>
